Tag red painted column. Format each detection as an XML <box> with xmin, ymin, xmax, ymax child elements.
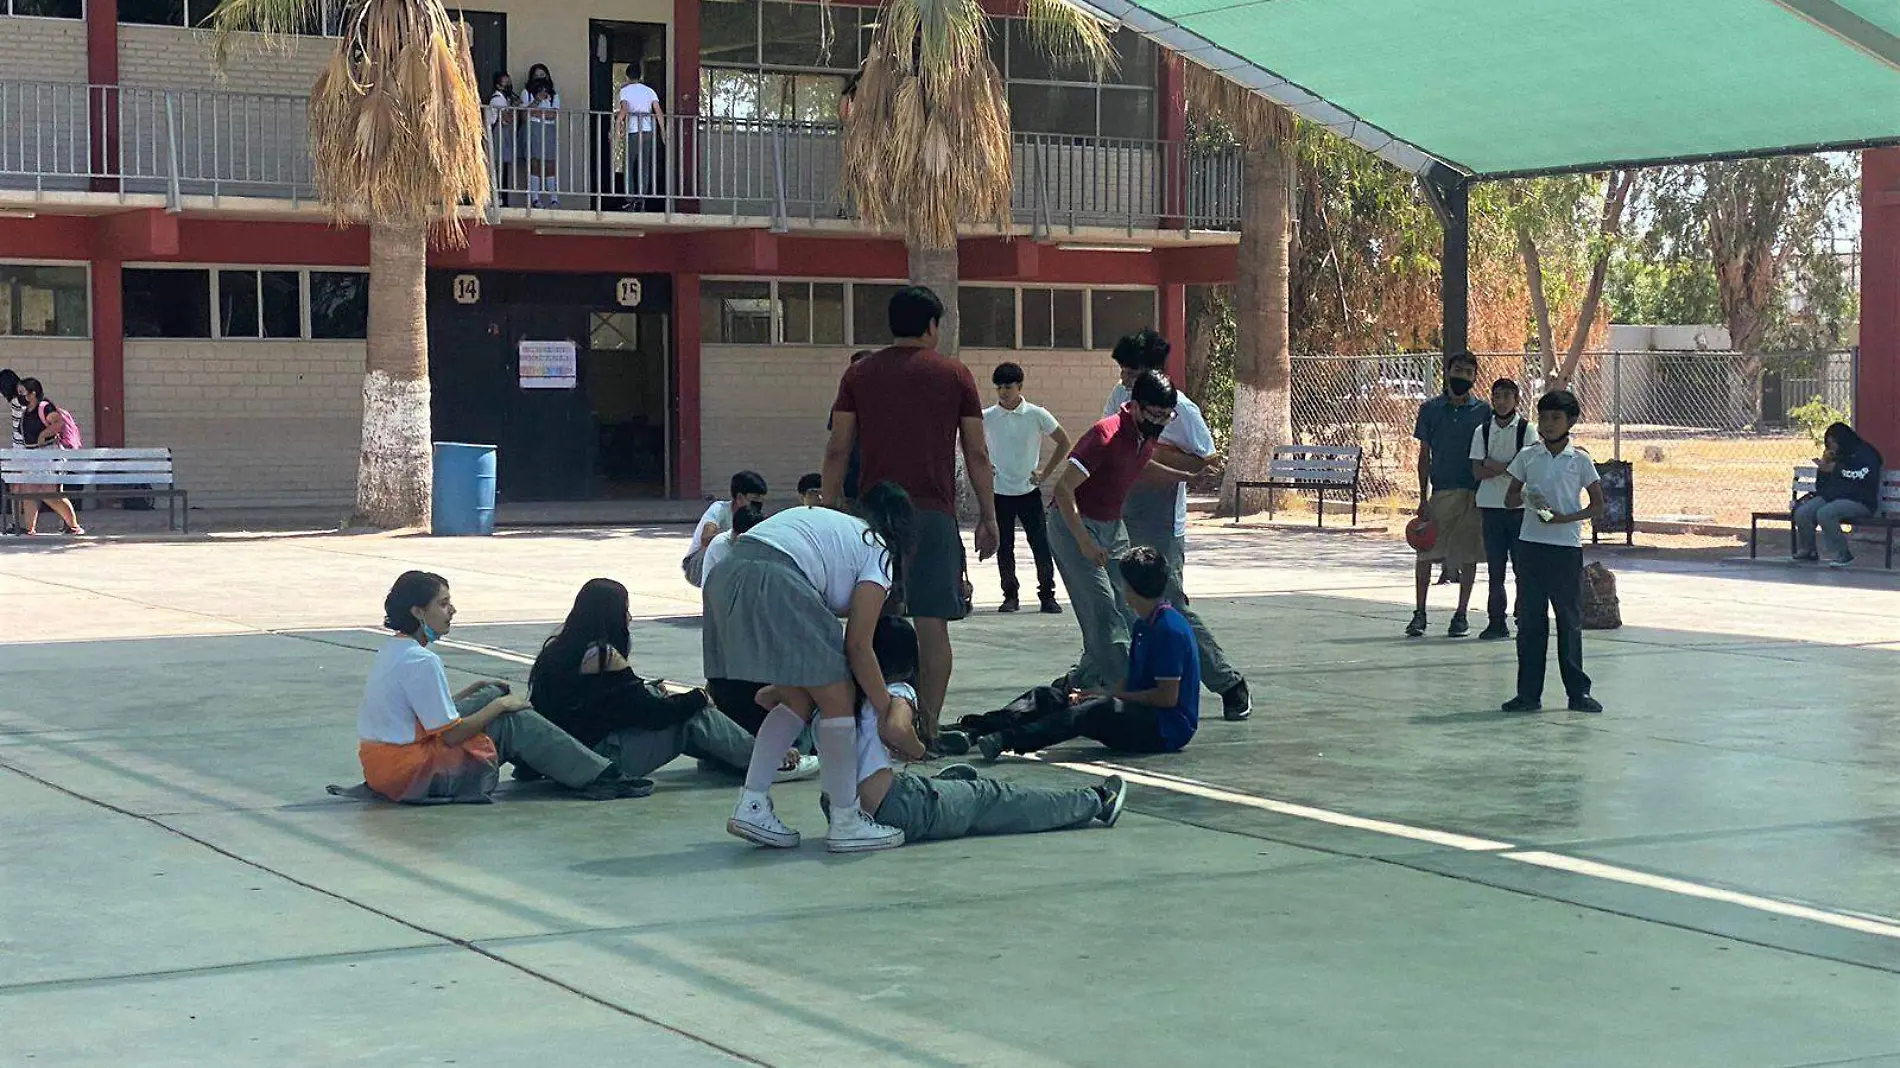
<box><xmin>91</xmin><ymin>258</ymin><xmax>126</xmax><ymax>447</ymax></box>
<box><xmin>674</xmin><ymin>273</ymin><xmax>703</xmax><ymax>500</ymax></box>
<box><xmin>1159</xmin><ymin>281</ymin><xmax>1187</xmax><ymax>384</ymax></box>
<box><xmin>87</xmin><ymin>0</ymin><xmax>119</xmax><ymax>192</ymax></box>
<box><xmin>1860</xmin><ymin>149</ymin><xmax>1900</xmax><ymax>462</ymax></box>
<box><xmin>1158</xmin><ymin>53</ymin><xmax>1188</xmax><ymax>229</ymax></box>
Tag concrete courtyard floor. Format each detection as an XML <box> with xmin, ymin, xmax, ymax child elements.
<box><xmin>3</xmin><ymin>523</ymin><xmax>1899</xmax><ymax>1066</ymax></box>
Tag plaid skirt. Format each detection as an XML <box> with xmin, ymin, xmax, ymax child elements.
<box><xmin>702</xmin><ymin>538</ymin><xmax>850</xmax><ymax>687</ymax></box>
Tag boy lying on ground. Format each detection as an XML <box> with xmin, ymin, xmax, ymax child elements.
<box><xmin>763</xmin><ymin>617</ymin><xmax>1127</xmax><ymax>844</ymax></box>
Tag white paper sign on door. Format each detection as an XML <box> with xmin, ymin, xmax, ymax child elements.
<box><xmin>519</xmin><ymin>339</ymin><xmax>577</xmax><ymax>389</ymax></box>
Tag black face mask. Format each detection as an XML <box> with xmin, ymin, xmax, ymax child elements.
<box><xmin>1447</xmin><ymin>377</ymin><xmax>1474</xmax><ymax>397</ymax></box>
<box><xmin>1138</xmin><ymin>419</ymin><xmax>1168</xmax><ymax>438</ymax></box>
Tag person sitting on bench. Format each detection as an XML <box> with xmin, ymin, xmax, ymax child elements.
<box><xmin>351</xmin><ymin>571</ymin><xmax>650</xmax><ymax>804</ymax></box>
<box><xmin>526</xmin><ymin>577</ymin><xmax>817</xmax><ymax>787</ymax></box>
<box><xmin>939</xmin><ymin>546</ymin><xmax>1201</xmax><ymax>761</ymax></box>
<box><xmin>785</xmin><ymin>615</ymin><xmax>1129</xmax><ymax>842</ymax></box>
<box><xmin>1794</xmin><ymin>421</ymin><xmax>1884</xmax><ymax>567</ymax></box>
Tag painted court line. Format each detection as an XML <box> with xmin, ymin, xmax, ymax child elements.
<box><xmin>1050</xmin><ymin>760</ymin><xmax>1515</xmax><ymax>852</ymax></box>
<box><xmin>1502</xmin><ymin>852</ymin><xmax>1900</xmax><ymax>941</ymax></box>
<box><xmin>1057</xmin><ymin>759</ymin><xmax>1900</xmax><ymax>942</ymax></box>
<box><xmin>375</xmin><ymin>635</ymin><xmax>1900</xmax><ymax>946</ymax></box>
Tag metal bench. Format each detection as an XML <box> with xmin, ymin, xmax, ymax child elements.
<box><xmin>0</xmin><ymin>448</ymin><xmax>189</xmax><ymax>533</ymax></box>
<box><xmin>1231</xmin><ymin>444</ymin><xmax>1364</xmax><ymax>527</ymax></box>
<box><xmin>1748</xmin><ymin>464</ymin><xmax>1900</xmax><ymax>568</ymax></box>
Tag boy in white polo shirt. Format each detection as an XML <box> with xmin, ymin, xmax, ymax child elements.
<box><xmin>982</xmin><ymin>362</ymin><xmax>1072</xmax><ymax>614</ymax></box>
<box><xmin>1502</xmin><ymin>389</ymin><xmax>1605</xmax><ymax>715</ymax></box>
<box><xmin>1469</xmin><ymin>377</ymin><xmax>1528</xmax><ymax>641</ymax></box>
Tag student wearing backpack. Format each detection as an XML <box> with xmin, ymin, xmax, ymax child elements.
<box><xmin>17</xmin><ymin>377</ymin><xmax>84</xmax><ymax>536</ymax></box>
<box><xmin>1469</xmin><ymin>377</ymin><xmax>1528</xmax><ymax>640</ymax></box>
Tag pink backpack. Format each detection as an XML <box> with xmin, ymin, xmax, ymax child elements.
<box><xmin>39</xmin><ymin>401</ymin><xmax>81</xmax><ymax>449</ymax></box>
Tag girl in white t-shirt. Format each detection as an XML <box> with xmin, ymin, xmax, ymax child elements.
<box><xmin>704</xmin><ymin>481</ymin><xmax>915</xmax><ymax>853</ymax></box>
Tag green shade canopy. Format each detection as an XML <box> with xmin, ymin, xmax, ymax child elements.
<box><xmin>1086</xmin><ymin>0</ymin><xmax>1900</xmax><ymax>178</ymax></box>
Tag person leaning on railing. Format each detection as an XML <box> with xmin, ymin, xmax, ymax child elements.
<box><xmin>616</xmin><ymin>62</ymin><xmax>665</xmax><ymax>210</ymax></box>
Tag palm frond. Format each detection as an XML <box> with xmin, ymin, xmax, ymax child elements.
<box><xmin>1185</xmin><ymin>61</ymin><xmax>1294</xmax><ymax>145</ymax></box>
<box><xmin>210</xmin><ymin>0</ymin><xmax>490</xmax><ymax>242</ymax></box>
<box><xmin>207</xmin><ymin>0</ymin><xmax>321</xmax><ymax>67</ymax></box>
<box><xmin>1022</xmin><ymin>0</ymin><xmax>1114</xmax><ymax>79</ymax></box>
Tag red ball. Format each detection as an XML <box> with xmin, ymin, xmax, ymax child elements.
<box><xmin>1405</xmin><ymin>515</ymin><xmax>1437</xmax><ymax>553</ymax></box>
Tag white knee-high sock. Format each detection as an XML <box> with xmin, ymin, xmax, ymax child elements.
<box><xmin>743</xmin><ymin>705</ymin><xmax>806</xmax><ymax>794</ymax></box>
<box><xmin>545</xmin><ymin>174</ymin><xmax>560</xmax><ymax>197</ymax></box>
<box><xmin>527</xmin><ymin>174</ymin><xmax>543</xmax><ymax>203</ymax></box>
<box><xmin>817</xmin><ymin>717</ymin><xmax>861</xmax><ymax>820</ymax></box>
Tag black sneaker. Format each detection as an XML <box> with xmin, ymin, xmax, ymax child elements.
<box><xmin>1220</xmin><ymin>679</ymin><xmax>1252</xmax><ymax>722</ymax></box>
<box><xmin>936</xmin><ymin>730</ymin><xmax>972</xmax><ymax>756</ymax></box>
<box><xmin>1501</xmin><ymin>695</ymin><xmax>1542</xmax><ymax>714</ymax></box>
<box><xmin>1447</xmin><ymin>612</ymin><xmax>1471</xmax><ymax>638</ymax></box>
<box><xmin>1478</xmin><ymin>621</ymin><xmax>1511</xmax><ymax>641</ymax></box>
<box><xmin>998</xmin><ymin>597</ymin><xmax>1020</xmax><ymax>613</ymax></box>
<box><xmin>976</xmin><ymin>733</ymin><xmax>1006</xmax><ymax>762</ymax></box>
<box><xmin>1792</xmin><ymin>551</ymin><xmax>1819</xmax><ymax>563</ymax></box>
<box><xmin>935</xmin><ymin>763</ymin><xmax>980</xmax><ymax>781</ymax></box>
<box><xmin>1050</xmin><ymin>672</ymin><xmax>1076</xmax><ymax>695</ymax></box>
<box><xmin>1405</xmin><ymin>611</ymin><xmax>1428</xmax><ymax>638</ymax></box>
<box><xmin>1568</xmin><ymin>695</ymin><xmax>1604</xmax><ymax>714</ymax></box>
<box><xmin>1096</xmin><ymin>775</ymin><xmax>1128</xmax><ymax>827</ymax></box>
<box><xmin>1039</xmin><ymin>596</ymin><xmax>1064</xmax><ymax>615</ymax></box>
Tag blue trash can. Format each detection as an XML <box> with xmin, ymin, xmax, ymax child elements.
<box><xmin>432</xmin><ymin>442</ymin><xmax>497</xmax><ymax>536</ymax></box>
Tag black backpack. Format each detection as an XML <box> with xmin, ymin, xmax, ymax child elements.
<box><xmin>1483</xmin><ymin>418</ymin><xmax>1529</xmax><ymax>456</ymax></box>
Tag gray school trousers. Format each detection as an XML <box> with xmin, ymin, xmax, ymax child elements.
<box><xmin>872</xmin><ymin>771</ymin><xmax>1101</xmax><ymax>842</ymax></box>
<box><xmin>1122</xmin><ymin>489</ymin><xmax>1242</xmax><ymax>694</ymax></box>
<box><xmin>1046</xmin><ymin>506</ymin><xmax>1135</xmax><ymax>690</ymax></box>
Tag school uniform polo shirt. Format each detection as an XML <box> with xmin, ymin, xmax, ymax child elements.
<box><xmin>1507</xmin><ymin>441</ymin><xmax>1601</xmax><ymax>548</ymax></box>
<box><xmin>1469</xmin><ymin>414</ymin><xmax>1530</xmax><ymax>510</ymax></box>
<box><xmin>1067</xmin><ymin>405</ymin><xmax>1160</xmax><ymax>522</ymax></box>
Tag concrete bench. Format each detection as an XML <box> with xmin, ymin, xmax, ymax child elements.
<box><xmin>0</xmin><ymin>448</ymin><xmax>189</xmax><ymax>533</ymax></box>
<box><xmin>1749</xmin><ymin>464</ymin><xmax>1900</xmax><ymax>568</ymax></box>
<box><xmin>1232</xmin><ymin>444</ymin><xmax>1364</xmax><ymax>527</ymax></box>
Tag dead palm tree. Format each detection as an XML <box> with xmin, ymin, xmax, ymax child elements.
<box><xmin>841</xmin><ymin>0</ymin><xmax>1111</xmax><ymax>354</ymax></box>
<box><xmin>1188</xmin><ymin>67</ymin><xmax>1295</xmax><ymax>516</ymax></box>
<box><xmin>210</xmin><ymin>0</ymin><xmax>491</xmax><ymax>528</ymax></box>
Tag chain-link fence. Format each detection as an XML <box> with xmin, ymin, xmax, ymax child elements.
<box><xmin>1287</xmin><ymin>350</ymin><xmax>1857</xmax><ymax>527</ymax></box>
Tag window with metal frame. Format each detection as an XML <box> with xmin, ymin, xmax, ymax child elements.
<box><xmin>0</xmin><ymin>264</ymin><xmax>88</xmax><ymax>337</ymax></box>
<box><xmin>118</xmin><ymin>0</ymin><xmax>342</xmax><ymax>33</ymax></box>
<box><xmin>5</xmin><ymin>0</ymin><xmax>84</xmax><ymax>18</ymax></box>
<box><xmin>997</xmin><ymin>20</ymin><xmax>1157</xmax><ymax>140</ymax></box>
<box><xmin>700</xmin><ymin>0</ymin><xmax>864</xmax><ymax>122</ymax></box>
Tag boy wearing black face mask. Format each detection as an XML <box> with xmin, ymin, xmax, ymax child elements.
<box><xmin>1409</xmin><ymin>351</ymin><xmax>1492</xmax><ymax>638</ymax></box>
<box><xmin>1048</xmin><ymin>370</ymin><xmax>1192</xmax><ymax>694</ymax></box>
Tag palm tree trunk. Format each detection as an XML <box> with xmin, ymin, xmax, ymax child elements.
<box><xmin>1185</xmin><ymin>284</ymin><xmax>1218</xmax><ymax>402</ymax></box>
<box><xmin>1220</xmin><ymin>135</ymin><xmax>1293</xmax><ymax>516</ymax></box>
<box><xmin>353</xmin><ymin>222</ymin><xmax>434</xmax><ymax>529</ymax></box>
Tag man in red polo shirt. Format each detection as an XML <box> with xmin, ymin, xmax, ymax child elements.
<box><xmin>1050</xmin><ymin>368</ymin><xmax>1191</xmax><ymax>692</ymax></box>
<box><xmin>823</xmin><ymin>285</ymin><xmax>1001</xmax><ymax>743</ymax></box>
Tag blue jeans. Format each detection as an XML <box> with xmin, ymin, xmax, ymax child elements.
<box><xmin>1793</xmin><ymin>496</ymin><xmax>1871</xmax><ymax>560</ymax></box>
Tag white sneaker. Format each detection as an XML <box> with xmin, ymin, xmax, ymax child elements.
<box><xmin>727</xmin><ymin>794</ymin><xmax>799</xmax><ymax>848</ymax></box>
<box><xmin>825</xmin><ymin>807</ymin><xmax>905</xmax><ymax>854</ymax></box>
<box><xmin>774</xmin><ymin>754</ymin><xmax>821</xmax><ymax>784</ymax></box>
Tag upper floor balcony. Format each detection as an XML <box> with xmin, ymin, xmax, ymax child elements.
<box><xmin>0</xmin><ymin>82</ymin><xmax>1242</xmax><ymax>238</ymax></box>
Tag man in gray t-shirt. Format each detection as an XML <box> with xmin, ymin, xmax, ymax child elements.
<box><xmin>1407</xmin><ymin>351</ymin><xmax>1492</xmax><ymax>638</ymax></box>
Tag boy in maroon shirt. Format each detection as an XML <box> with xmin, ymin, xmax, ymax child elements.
<box><xmin>1049</xmin><ymin>369</ymin><xmax>1192</xmax><ymax>692</ymax></box>
<box><xmin>822</xmin><ymin>286</ymin><xmax>1000</xmax><ymax>743</ymax></box>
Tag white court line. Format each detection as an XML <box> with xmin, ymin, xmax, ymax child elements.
<box><xmin>1503</xmin><ymin>851</ymin><xmax>1900</xmax><ymax>941</ymax></box>
<box><xmin>363</xmin><ymin>638</ymin><xmax>1900</xmax><ymax>945</ymax></box>
<box><xmin>1049</xmin><ymin>759</ymin><xmax>1515</xmax><ymax>852</ymax></box>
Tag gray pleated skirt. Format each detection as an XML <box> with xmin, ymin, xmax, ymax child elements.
<box><xmin>702</xmin><ymin>537</ymin><xmax>851</xmax><ymax>687</ymax></box>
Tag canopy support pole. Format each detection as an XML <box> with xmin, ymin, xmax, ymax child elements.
<box><xmin>1422</xmin><ymin>165</ymin><xmax>1470</xmax><ymax>356</ymax></box>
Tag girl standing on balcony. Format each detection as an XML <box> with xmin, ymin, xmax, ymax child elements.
<box><xmin>487</xmin><ymin>71</ymin><xmax>521</xmax><ymax>206</ymax></box>
<box><xmin>525</xmin><ymin>70</ymin><xmax>562</xmax><ymax>208</ymax></box>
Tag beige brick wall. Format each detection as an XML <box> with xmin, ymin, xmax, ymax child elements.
<box><xmin>698</xmin><ymin>343</ymin><xmax>1116</xmax><ymax>504</ymax></box>
<box><xmin>0</xmin><ymin>17</ymin><xmax>87</xmax><ymax>83</ymax></box>
<box><xmin>119</xmin><ymin>25</ymin><xmax>332</xmax><ymax>93</ymax></box>
<box><xmin>0</xmin><ymin>337</ymin><xmax>93</xmax><ymax>442</ymax></box>
<box><xmin>124</xmin><ymin>339</ymin><xmax>363</xmax><ymax>509</ymax></box>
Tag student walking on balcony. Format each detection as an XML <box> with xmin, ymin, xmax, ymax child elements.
<box><xmin>618</xmin><ymin>62</ymin><xmax>665</xmax><ymax>210</ymax></box>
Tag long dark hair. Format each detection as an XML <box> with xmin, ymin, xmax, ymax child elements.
<box><xmin>383</xmin><ymin>571</ymin><xmax>448</xmax><ymax>635</ymax></box>
<box><xmin>855</xmin><ymin>480</ymin><xmax>916</xmax><ymax>588</ymax></box>
<box><xmin>1824</xmin><ymin>422</ymin><xmax>1863</xmax><ymax>457</ymax></box>
<box><xmin>530</xmin><ymin>578</ymin><xmax>632</xmax><ymax>689</ymax></box>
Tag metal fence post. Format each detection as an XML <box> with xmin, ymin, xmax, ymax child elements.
<box><xmin>1612</xmin><ymin>349</ymin><xmax>1623</xmax><ymax>462</ymax></box>
<box><xmin>163</xmin><ymin>93</ymin><xmax>182</xmax><ymax>212</ymax></box>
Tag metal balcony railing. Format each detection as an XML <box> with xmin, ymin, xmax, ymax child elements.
<box><xmin>0</xmin><ymin>82</ymin><xmax>1242</xmax><ymax>232</ymax></box>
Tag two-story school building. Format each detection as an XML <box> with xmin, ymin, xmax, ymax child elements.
<box><xmin>0</xmin><ymin>0</ymin><xmax>1239</xmax><ymax>508</ymax></box>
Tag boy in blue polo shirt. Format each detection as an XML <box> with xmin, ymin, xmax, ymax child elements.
<box><xmin>943</xmin><ymin>546</ymin><xmax>1202</xmax><ymax>759</ymax></box>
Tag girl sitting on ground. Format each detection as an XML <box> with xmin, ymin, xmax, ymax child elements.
<box><xmin>527</xmin><ymin>578</ymin><xmax>816</xmax><ymax>785</ymax></box>
<box><xmin>353</xmin><ymin>571</ymin><xmax>650</xmax><ymax>804</ymax></box>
